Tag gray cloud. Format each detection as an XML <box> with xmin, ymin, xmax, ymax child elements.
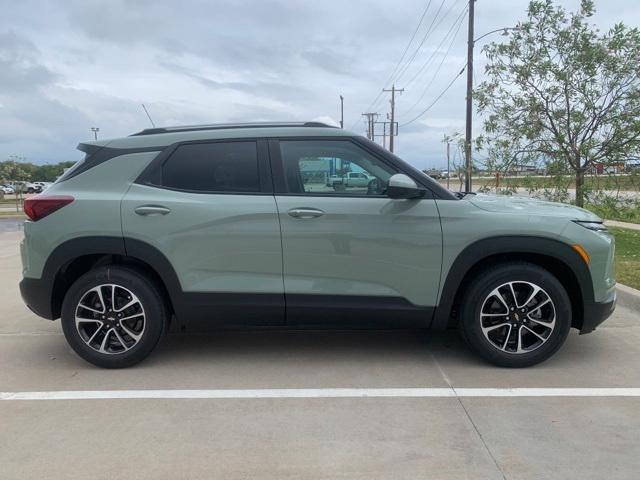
<box><xmin>0</xmin><ymin>31</ymin><xmax>57</xmax><ymax>92</ymax></box>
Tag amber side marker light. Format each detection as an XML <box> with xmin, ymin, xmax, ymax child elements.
<box><xmin>573</xmin><ymin>244</ymin><xmax>590</xmax><ymax>265</ymax></box>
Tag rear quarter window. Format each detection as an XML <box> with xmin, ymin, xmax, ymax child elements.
<box><xmin>55</xmin><ymin>155</ymin><xmax>88</xmax><ymax>183</ymax></box>
<box><xmin>151</xmin><ymin>141</ymin><xmax>260</xmax><ymax>193</ymax></box>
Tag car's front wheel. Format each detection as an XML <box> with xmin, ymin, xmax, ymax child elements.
<box><xmin>61</xmin><ymin>266</ymin><xmax>167</xmax><ymax>368</ymax></box>
<box><xmin>459</xmin><ymin>262</ymin><xmax>571</xmax><ymax>367</ymax></box>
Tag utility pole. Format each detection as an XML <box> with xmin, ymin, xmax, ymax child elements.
<box><xmin>339</xmin><ymin>95</ymin><xmax>344</xmax><ymax>129</ymax></box>
<box><xmin>383</xmin><ymin>85</ymin><xmax>403</xmax><ymax>153</ymax></box>
<box><xmin>375</xmin><ymin>121</ymin><xmax>391</xmax><ymax>149</ymax></box>
<box><xmin>464</xmin><ymin>0</ymin><xmax>475</xmax><ymax>192</ymax></box>
<box><xmin>446</xmin><ymin>140</ymin><xmax>451</xmax><ymax>190</ymax></box>
<box><xmin>91</xmin><ymin>127</ymin><xmax>100</xmax><ymax>140</ymax></box>
<box><xmin>361</xmin><ymin>112</ymin><xmax>379</xmax><ymax>140</ymax></box>
<box><xmin>382</xmin><ymin>121</ymin><xmax>387</xmax><ymax>149</ymax></box>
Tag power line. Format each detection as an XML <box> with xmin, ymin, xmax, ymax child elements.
<box><xmin>400</xmin><ymin>63</ymin><xmax>466</xmax><ymax>127</ymax></box>
<box><xmin>400</xmin><ymin>7</ymin><xmax>467</xmax><ymax>116</ymax></box>
<box><xmin>350</xmin><ymin>0</ymin><xmax>462</xmax><ymax>130</ymax></box>
<box><xmin>402</xmin><ymin>3</ymin><xmax>468</xmax><ymax>91</ymax></box>
<box><xmin>350</xmin><ymin>0</ymin><xmax>436</xmax><ymax>130</ymax></box>
<box><xmin>392</xmin><ymin>0</ymin><xmax>450</xmax><ymax>84</ymax></box>
<box><xmin>381</xmin><ymin>0</ymin><xmax>434</xmax><ymax>91</ymax></box>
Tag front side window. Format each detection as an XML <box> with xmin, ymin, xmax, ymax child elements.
<box><xmin>279</xmin><ymin>140</ymin><xmax>396</xmax><ymax>195</ymax></box>
<box><xmin>158</xmin><ymin>141</ymin><xmax>259</xmax><ymax>193</ymax></box>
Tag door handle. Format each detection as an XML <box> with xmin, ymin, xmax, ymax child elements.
<box><xmin>134</xmin><ymin>205</ymin><xmax>171</xmax><ymax>216</ymax></box>
<box><xmin>287</xmin><ymin>208</ymin><xmax>325</xmax><ymax>219</ymax></box>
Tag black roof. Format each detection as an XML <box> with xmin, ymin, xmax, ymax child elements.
<box><xmin>131</xmin><ymin>121</ymin><xmax>337</xmax><ymax>136</ymax></box>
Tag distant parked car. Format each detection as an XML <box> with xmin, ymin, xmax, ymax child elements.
<box><xmin>424</xmin><ymin>169</ymin><xmax>443</xmax><ymax>179</ymax></box>
<box><xmin>625</xmin><ymin>161</ymin><xmax>640</xmax><ymax>173</ymax></box>
<box><xmin>34</xmin><ymin>182</ymin><xmax>53</xmax><ymax>192</ymax></box>
<box><xmin>20</xmin><ymin>183</ymin><xmax>43</xmax><ymax>194</ymax></box>
<box><xmin>1</xmin><ymin>185</ymin><xmax>15</xmax><ymax>194</ymax></box>
<box><xmin>328</xmin><ymin>172</ymin><xmax>374</xmax><ymax>189</ymax></box>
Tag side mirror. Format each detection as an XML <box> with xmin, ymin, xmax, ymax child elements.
<box><xmin>386</xmin><ymin>174</ymin><xmax>425</xmax><ymax>199</ymax></box>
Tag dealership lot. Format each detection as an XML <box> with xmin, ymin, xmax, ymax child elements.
<box><xmin>1</xmin><ymin>222</ymin><xmax>639</xmax><ymax>480</ymax></box>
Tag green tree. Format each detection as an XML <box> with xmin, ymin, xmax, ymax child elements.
<box><xmin>0</xmin><ymin>159</ymin><xmax>31</xmax><ymax>183</ymax></box>
<box><xmin>0</xmin><ymin>158</ymin><xmax>31</xmax><ymax>210</ymax></box>
<box><xmin>475</xmin><ymin>0</ymin><xmax>640</xmax><ymax>206</ymax></box>
<box><xmin>0</xmin><ymin>159</ymin><xmax>76</xmax><ymax>183</ymax></box>
<box><xmin>34</xmin><ymin>162</ymin><xmax>75</xmax><ymax>181</ymax></box>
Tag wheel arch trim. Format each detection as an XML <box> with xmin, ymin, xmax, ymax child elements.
<box><xmin>431</xmin><ymin>235</ymin><xmax>594</xmax><ymax>329</ymax></box>
<box><xmin>39</xmin><ymin>236</ymin><xmax>183</xmax><ymax>320</ymax></box>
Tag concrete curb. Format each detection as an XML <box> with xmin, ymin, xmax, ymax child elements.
<box><xmin>617</xmin><ymin>283</ymin><xmax>640</xmax><ymax>298</ymax></box>
<box><xmin>605</xmin><ymin>220</ymin><xmax>640</xmax><ymax>231</ymax></box>
<box><xmin>616</xmin><ymin>284</ymin><xmax>640</xmax><ymax>312</ymax></box>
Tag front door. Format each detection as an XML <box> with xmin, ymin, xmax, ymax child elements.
<box><xmin>270</xmin><ymin>138</ymin><xmax>443</xmax><ymax>326</ymax></box>
<box><xmin>121</xmin><ymin>139</ymin><xmax>284</xmax><ymax>329</ymax></box>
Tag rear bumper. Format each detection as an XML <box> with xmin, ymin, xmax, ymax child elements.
<box><xmin>580</xmin><ymin>288</ymin><xmax>616</xmax><ymax>334</ymax></box>
<box><xmin>19</xmin><ymin>277</ymin><xmax>56</xmax><ymax>320</ymax></box>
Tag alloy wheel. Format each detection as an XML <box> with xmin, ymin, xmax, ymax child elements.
<box><xmin>74</xmin><ymin>284</ymin><xmax>146</xmax><ymax>354</ymax></box>
<box><xmin>479</xmin><ymin>281</ymin><xmax>556</xmax><ymax>354</ymax></box>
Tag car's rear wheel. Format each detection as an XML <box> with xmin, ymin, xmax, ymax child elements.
<box><xmin>459</xmin><ymin>262</ymin><xmax>571</xmax><ymax>367</ymax></box>
<box><xmin>61</xmin><ymin>266</ymin><xmax>167</xmax><ymax>368</ymax></box>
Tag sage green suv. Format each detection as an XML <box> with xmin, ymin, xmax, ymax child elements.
<box><xmin>19</xmin><ymin>122</ymin><xmax>616</xmax><ymax>368</ymax></box>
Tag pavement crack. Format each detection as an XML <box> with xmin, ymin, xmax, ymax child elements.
<box><xmin>431</xmin><ymin>353</ymin><xmax>509</xmax><ymax>480</ymax></box>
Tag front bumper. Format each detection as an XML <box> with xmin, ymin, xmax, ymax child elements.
<box><xmin>20</xmin><ymin>277</ymin><xmax>56</xmax><ymax>320</ymax></box>
<box><xmin>580</xmin><ymin>288</ymin><xmax>616</xmax><ymax>334</ymax></box>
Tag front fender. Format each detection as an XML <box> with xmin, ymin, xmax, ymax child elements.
<box><xmin>431</xmin><ymin>236</ymin><xmax>594</xmax><ymax>329</ymax></box>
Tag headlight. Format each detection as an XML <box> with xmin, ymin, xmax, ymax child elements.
<box><xmin>573</xmin><ymin>221</ymin><xmax>608</xmax><ymax>232</ymax></box>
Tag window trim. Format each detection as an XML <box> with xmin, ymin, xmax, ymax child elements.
<box><xmin>269</xmin><ymin>137</ymin><xmax>434</xmax><ymax>199</ymax></box>
<box><xmin>353</xmin><ymin>136</ymin><xmax>457</xmax><ymax>200</ymax></box>
<box><xmin>135</xmin><ymin>138</ymin><xmax>273</xmax><ymax>195</ymax></box>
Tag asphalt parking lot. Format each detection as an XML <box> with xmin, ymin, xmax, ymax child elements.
<box><xmin>1</xmin><ymin>220</ymin><xmax>639</xmax><ymax>480</ymax></box>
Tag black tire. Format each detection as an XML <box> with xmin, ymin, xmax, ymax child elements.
<box><xmin>61</xmin><ymin>266</ymin><xmax>167</xmax><ymax>368</ymax></box>
<box><xmin>459</xmin><ymin>262</ymin><xmax>571</xmax><ymax>368</ymax></box>
<box><xmin>27</xmin><ymin>188</ymin><xmax>34</xmax><ymax>194</ymax></box>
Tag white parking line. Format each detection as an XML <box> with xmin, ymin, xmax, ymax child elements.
<box><xmin>1</xmin><ymin>387</ymin><xmax>640</xmax><ymax>401</ymax></box>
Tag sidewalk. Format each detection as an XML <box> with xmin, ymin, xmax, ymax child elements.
<box><xmin>604</xmin><ymin>220</ymin><xmax>640</xmax><ymax>231</ymax></box>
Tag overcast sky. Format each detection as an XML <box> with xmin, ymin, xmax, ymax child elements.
<box><xmin>1</xmin><ymin>0</ymin><xmax>638</xmax><ymax>169</ymax></box>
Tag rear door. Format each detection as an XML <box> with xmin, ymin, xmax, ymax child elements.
<box><xmin>121</xmin><ymin>138</ymin><xmax>284</xmax><ymax>328</ymax></box>
<box><xmin>270</xmin><ymin>138</ymin><xmax>443</xmax><ymax>326</ymax></box>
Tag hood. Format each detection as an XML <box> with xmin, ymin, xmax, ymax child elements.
<box><xmin>466</xmin><ymin>194</ymin><xmax>601</xmax><ymax>221</ymax></box>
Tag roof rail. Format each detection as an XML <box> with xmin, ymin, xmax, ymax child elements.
<box><xmin>130</xmin><ymin>121</ymin><xmax>337</xmax><ymax>136</ymax></box>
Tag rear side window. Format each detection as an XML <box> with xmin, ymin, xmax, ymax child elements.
<box><xmin>56</xmin><ymin>155</ymin><xmax>87</xmax><ymax>183</ymax></box>
<box><xmin>157</xmin><ymin>141</ymin><xmax>260</xmax><ymax>193</ymax></box>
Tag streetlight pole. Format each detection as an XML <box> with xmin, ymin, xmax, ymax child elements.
<box><xmin>465</xmin><ymin>19</ymin><xmax>519</xmax><ymax>193</ymax></box>
<box><xmin>91</xmin><ymin>127</ymin><xmax>100</xmax><ymax>141</ymax></box>
<box><xmin>339</xmin><ymin>95</ymin><xmax>344</xmax><ymax>129</ymax></box>
<box><xmin>464</xmin><ymin>0</ymin><xmax>475</xmax><ymax>193</ymax></box>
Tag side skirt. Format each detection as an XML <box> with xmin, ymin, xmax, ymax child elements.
<box><xmin>177</xmin><ymin>293</ymin><xmax>434</xmax><ymax>332</ymax></box>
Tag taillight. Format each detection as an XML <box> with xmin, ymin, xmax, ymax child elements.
<box><xmin>24</xmin><ymin>195</ymin><xmax>74</xmax><ymax>221</ymax></box>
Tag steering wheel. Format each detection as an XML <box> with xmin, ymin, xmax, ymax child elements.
<box><xmin>367</xmin><ymin>178</ymin><xmax>385</xmax><ymax>195</ymax></box>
